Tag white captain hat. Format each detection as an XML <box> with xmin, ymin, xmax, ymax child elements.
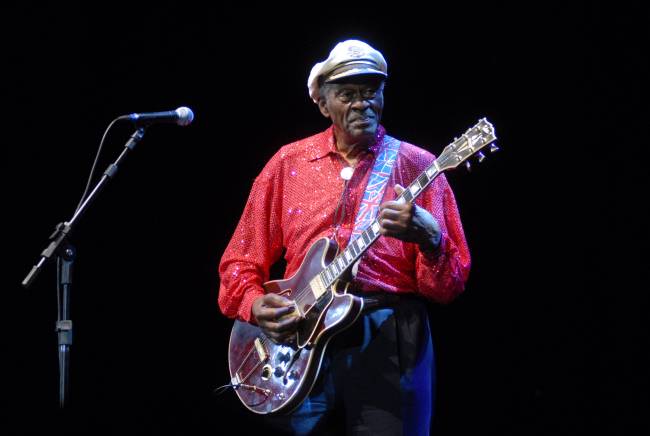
<box><xmin>307</xmin><ymin>39</ymin><xmax>388</xmax><ymax>103</ymax></box>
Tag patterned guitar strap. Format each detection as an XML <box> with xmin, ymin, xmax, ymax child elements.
<box><xmin>342</xmin><ymin>134</ymin><xmax>401</xmax><ymax>295</ymax></box>
<box><xmin>350</xmin><ymin>135</ymin><xmax>401</xmax><ymax>242</ymax></box>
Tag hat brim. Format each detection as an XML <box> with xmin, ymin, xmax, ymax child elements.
<box><xmin>325</xmin><ymin>67</ymin><xmax>388</xmax><ymax>83</ymax></box>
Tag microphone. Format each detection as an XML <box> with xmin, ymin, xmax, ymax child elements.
<box><xmin>119</xmin><ymin>106</ymin><xmax>194</xmax><ymax>126</ymax></box>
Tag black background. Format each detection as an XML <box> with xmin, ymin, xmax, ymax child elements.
<box><xmin>3</xmin><ymin>2</ymin><xmax>647</xmax><ymax>435</ymax></box>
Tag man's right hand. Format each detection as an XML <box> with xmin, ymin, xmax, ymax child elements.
<box><xmin>252</xmin><ymin>293</ymin><xmax>301</xmax><ymax>343</ymax></box>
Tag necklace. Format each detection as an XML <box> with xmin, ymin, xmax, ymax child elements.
<box><xmin>340</xmin><ymin>166</ymin><xmax>354</xmax><ymax>180</ymax></box>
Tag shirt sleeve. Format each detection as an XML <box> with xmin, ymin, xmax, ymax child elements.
<box><xmin>414</xmin><ymin>173</ymin><xmax>471</xmax><ymax>303</ymax></box>
<box><xmin>218</xmin><ymin>152</ymin><xmax>285</xmax><ymax>322</ymax></box>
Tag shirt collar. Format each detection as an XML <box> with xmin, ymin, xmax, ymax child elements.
<box><xmin>308</xmin><ymin>125</ymin><xmax>386</xmax><ymax>161</ymax></box>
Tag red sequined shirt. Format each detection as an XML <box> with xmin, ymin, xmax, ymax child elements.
<box><xmin>218</xmin><ymin>126</ymin><xmax>471</xmax><ymax>322</ymax></box>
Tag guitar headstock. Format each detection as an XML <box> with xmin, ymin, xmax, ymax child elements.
<box><xmin>437</xmin><ymin>118</ymin><xmax>497</xmax><ymax>172</ymax></box>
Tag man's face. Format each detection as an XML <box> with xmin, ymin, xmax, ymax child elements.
<box><xmin>318</xmin><ymin>76</ymin><xmax>385</xmax><ymax>146</ymax></box>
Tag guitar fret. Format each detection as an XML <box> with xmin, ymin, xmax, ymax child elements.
<box><xmin>349</xmin><ymin>242</ymin><xmax>358</xmax><ymax>257</ymax></box>
<box><xmin>357</xmin><ymin>238</ymin><xmax>366</xmax><ymax>250</ymax></box>
<box><xmin>337</xmin><ymin>257</ymin><xmax>345</xmax><ymax>270</ymax></box>
<box><xmin>409</xmin><ymin>184</ymin><xmax>419</xmax><ymax>196</ymax></box>
<box><xmin>417</xmin><ymin>172</ymin><xmax>429</xmax><ymax>187</ymax></box>
<box><xmin>344</xmin><ymin>250</ymin><xmax>353</xmax><ymax>263</ymax></box>
<box><xmin>324</xmin><ymin>269</ymin><xmax>332</xmax><ymax>283</ymax></box>
<box><xmin>426</xmin><ymin>162</ymin><xmax>439</xmax><ymax>178</ymax></box>
<box><xmin>362</xmin><ymin>231</ymin><xmax>370</xmax><ymax>245</ymax></box>
<box><xmin>403</xmin><ymin>189</ymin><xmax>413</xmax><ymax>202</ymax></box>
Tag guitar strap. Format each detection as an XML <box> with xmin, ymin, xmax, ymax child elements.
<box><xmin>349</xmin><ymin>135</ymin><xmax>401</xmax><ymax>242</ymax></box>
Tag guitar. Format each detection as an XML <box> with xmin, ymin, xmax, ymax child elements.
<box><xmin>227</xmin><ymin>118</ymin><xmax>497</xmax><ymax>414</ymax></box>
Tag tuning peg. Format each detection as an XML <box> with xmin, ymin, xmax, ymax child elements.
<box><xmin>477</xmin><ymin>151</ymin><xmax>486</xmax><ymax>163</ymax></box>
<box><xmin>465</xmin><ymin>161</ymin><xmax>472</xmax><ymax>172</ymax></box>
<box><xmin>490</xmin><ymin>143</ymin><xmax>499</xmax><ymax>153</ymax></box>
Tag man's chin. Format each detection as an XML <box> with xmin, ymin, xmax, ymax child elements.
<box><xmin>349</xmin><ymin>123</ymin><xmax>378</xmax><ymax>139</ymax></box>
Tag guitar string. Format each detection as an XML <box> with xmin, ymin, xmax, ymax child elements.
<box><xmin>234</xmin><ymin>341</ymin><xmax>262</xmax><ymax>380</ymax></box>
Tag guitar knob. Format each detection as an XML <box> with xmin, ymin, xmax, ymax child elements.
<box><xmin>477</xmin><ymin>151</ymin><xmax>486</xmax><ymax>163</ymax></box>
<box><xmin>274</xmin><ymin>366</ymin><xmax>285</xmax><ymax>378</ymax></box>
<box><xmin>465</xmin><ymin>161</ymin><xmax>471</xmax><ymax>172</ymax></box>
<box><xmin>288</xmin><ymin>370</ymin><xmax>299</xmax><ymax>380</ymax></box>
<box><xmin>275</xmin><ymin>350</ymin><xmax>291</xmax><ymax>364</ymax></box>
<box><xmin>490</xmin><ymin>143</ymin><xmax>499</xmax><ymax>153</ymax></box>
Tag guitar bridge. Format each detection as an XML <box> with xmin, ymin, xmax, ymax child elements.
<box><xmin>254</xmin><ymin>337</ymin><xmax>268</xmax><ymax>362</ymax></box>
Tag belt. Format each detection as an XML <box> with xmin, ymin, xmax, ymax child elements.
<box><xmin>353</xmin><ymin>291</ymin><xmax>425</xmax><ymax>313</ymax></box>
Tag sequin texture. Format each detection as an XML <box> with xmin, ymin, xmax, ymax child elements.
<box><xmin>218</xmin><ymin>126</ymin><xmax>471</xmax><ymax>321</ymax></box>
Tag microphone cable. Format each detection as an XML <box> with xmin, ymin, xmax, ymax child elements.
<box><xmin>73</xmin><ymin>116</ymin><xmax>123</xmax><ymax>214</ymax></box>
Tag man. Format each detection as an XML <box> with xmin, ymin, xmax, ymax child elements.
<box><xmin>219</xmin><ymin>40</ymin><xmax>470</xmax><ymax>435</ymax></box>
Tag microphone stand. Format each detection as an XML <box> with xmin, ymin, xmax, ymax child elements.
<box><xmin>22</xmin><ymin>127</ymin><xmax>146</xmax><ymax>408</ymax></box>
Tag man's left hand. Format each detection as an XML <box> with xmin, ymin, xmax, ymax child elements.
<box><xmin>378</xmin><ymin>184</ymin><xmax>442</xmax><ymax>252</ymax></box>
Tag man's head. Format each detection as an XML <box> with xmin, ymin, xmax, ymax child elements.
<box><xmin>308</xmin><ymin>40</ymin><xmax>387</xmax><ymax>146</ymax></box>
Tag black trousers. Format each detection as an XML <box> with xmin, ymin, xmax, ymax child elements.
<box><xmin>267</xmin><ymin>294</ymin><xmax>435</xmax><ymax>436</ymax></box>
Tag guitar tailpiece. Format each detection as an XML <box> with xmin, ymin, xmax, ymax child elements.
<box><xmin>238</xmin><ymin>383</ymin><xmax>271</xmax><ymax>396</ymax></box>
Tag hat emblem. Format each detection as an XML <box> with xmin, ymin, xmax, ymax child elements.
<box><xmin>347</xmin><ymin>45</ymin><xmax>366</xmax><ymax>58</ymax></box>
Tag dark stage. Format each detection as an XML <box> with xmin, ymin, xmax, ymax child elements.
<box><xmin>4</xmin><ymin>3</ymin><xmax>647</xmax><ymax>435</ymax></box>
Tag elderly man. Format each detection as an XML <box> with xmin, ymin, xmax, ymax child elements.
<box><xmin>219</xmin><ymin>40</ymin><xmax>470</xmax><ymax>435</ymax></box>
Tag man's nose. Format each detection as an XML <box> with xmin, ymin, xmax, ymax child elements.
<box><xmin>350</xmin><ymin>98</ymin><xmax>371</xmax><ymax>110</ymax></box>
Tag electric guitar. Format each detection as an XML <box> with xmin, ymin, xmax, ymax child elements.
<box><xmin>227</xmin><ymin>118</ymin><xmax>497</xmax><ymax>414</ymax></box>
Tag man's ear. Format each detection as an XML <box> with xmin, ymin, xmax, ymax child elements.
<box><xmin>318</xmin><ymin>98</ymin><xmax>330</xmax><ymax>119</ymax></box>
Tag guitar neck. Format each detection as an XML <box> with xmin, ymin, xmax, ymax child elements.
<box><xmin>305</xmin><ymin>117</ymin><xmax>495</xmax><ymax>301</ymax></box>
<box><xmin>317</xmin><ymin>158</ymin><xmax>444</xmax><ymax>290</ymax></box>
